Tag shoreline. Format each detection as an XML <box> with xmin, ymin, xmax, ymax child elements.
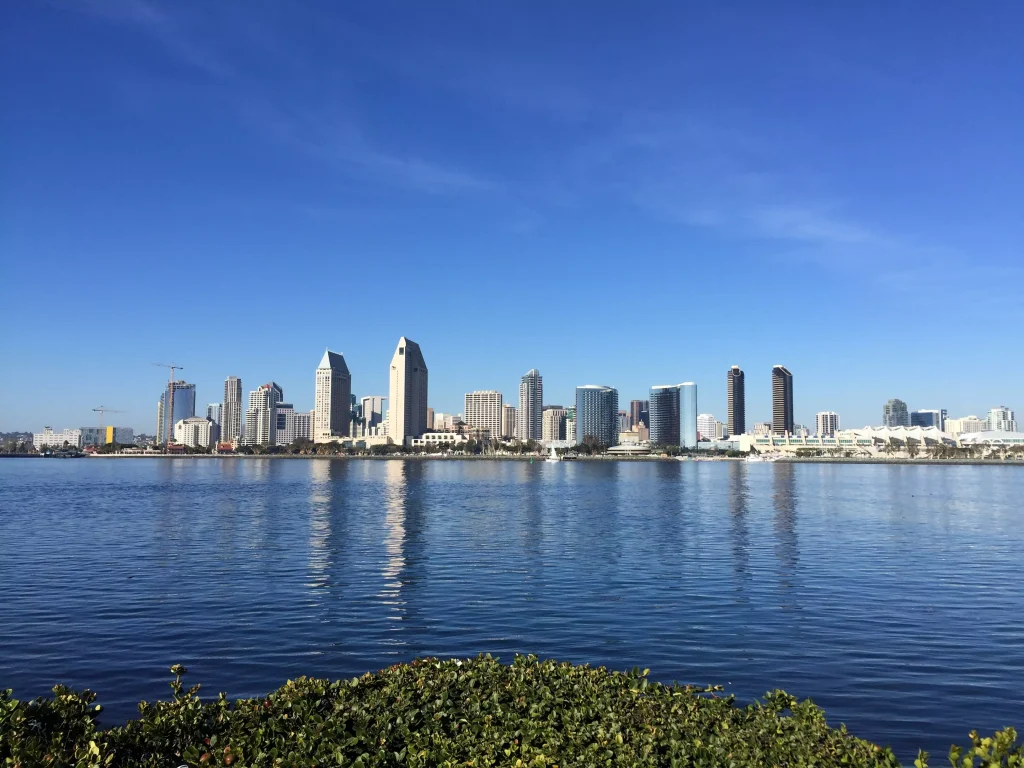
<box><xmin>9</xmin><ymin>453</ymin><xmax>1020</xmax><ymax>466</ymax></box>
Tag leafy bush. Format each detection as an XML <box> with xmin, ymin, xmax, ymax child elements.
<box><xmin>1</xmin><ymin>655</ymin><xmax>1019</xmax><ymax>767</ymax></box>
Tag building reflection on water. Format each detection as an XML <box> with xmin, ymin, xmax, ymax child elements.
<box><xmin>772</xmin><ymin>462</ymin><xmax>799</xmax><ymax>599</ymax></box>
<box><xmin>378</xmin><ymin>461</ymin><xmax>426</xmax><ymax>652</ymax></box>
<box><xmin>306</xmin><ymin>459</ymin><xmax>342</xmax><ymax>594</ymax></box>
<box><xmin>727</xmin><ymin>461</ymin><xmax>751</xmax><ymax>595</ymax></box>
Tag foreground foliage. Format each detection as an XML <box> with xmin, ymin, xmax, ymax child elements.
<box><xmin>2</xmin><ymin>655</ymin><xmax>1020</xmax><ymax>767</ymax></box>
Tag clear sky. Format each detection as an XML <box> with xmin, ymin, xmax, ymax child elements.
<box><xmin>2</xmin><ymin>1</ymin><xmax>1022</xmax><ymax>434</ymax></box>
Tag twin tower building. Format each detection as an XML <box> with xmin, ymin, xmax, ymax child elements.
<box><xmin>313</xmin><ymin>337</ymin><xmax>427</xmax><ymax>445</ymax></box>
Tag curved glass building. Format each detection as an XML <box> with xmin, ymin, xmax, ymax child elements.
<box><xmin>575</xmin><ymin>385</ymin><xmax>619</xmax><ymax>446</ymax></box>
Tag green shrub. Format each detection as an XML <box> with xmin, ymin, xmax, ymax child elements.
<box><xmin>1</xmin><ymin>655</ymin><xmax>1020</xmax><ymax>767</ymax></box>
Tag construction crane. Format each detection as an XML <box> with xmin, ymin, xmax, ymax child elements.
<box><xmin>154</xmin><ymin>363</ymin><xmax>184</xmax><ymax>445</ymax></box>
<box><xmin>92</xmin><ymin>405</ymin><xmax>125</xmax><ymax>430</ymax></box>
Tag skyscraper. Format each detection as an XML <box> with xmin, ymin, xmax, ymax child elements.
<box><xmin>727</xmin><ymin>366</ymin><xmax>745</xmax><ymax>436</ymax></box>
<box><xmin>987</xmin><ymin>406</ymin><xmax>1017</xmax><ymax>432</ymax></box>
<box><xmin>222</xmin><ymin>376</ymin><xmax>243</xmax><ymax>444</ymax></box>
<box><xmin>882</xmin><ymin>398</ymin><xmax>910</xmax><ymax>428</ymax></box>
<box><xmin>696</xmin><ymin>413</ymin><xmax>717</xmax><ymax>441</ymax></box>
<box><xmin>464</xmin><ymin>390</ymin><xmax>503</xmax><ymax>438</ymax></box>
<box><xmin>575</xmin><ymin>385</ymin><xmax>619</xmax><ymax>446</ymax></box>
<box><xmin>206</xmin><ymin>403</ymin><xmax>222</xmax><ymax>426</ymax></box>
<box><xmin>388</xmin><ymin>337</ymin><xmax>428</xmax><ymax>443</ymax></box>
<box><xmin>680</xmin><ymin>382</ymin><xmax>697</xmax><ymax>448</ymax></box>
<box><xmin>501</xmin><ymin>404</ymin><xmax>517</xmax><ymax>439</ymax></box>
<box><xmin>157</xmin><ymin>381</ymin><xmax>196</xmax><ymax>444</ymax></box>
<box><xmin>244</xmin><ymin>382</ymin><xmax>283</xmax><ymax>446</ymax></box>
<box><xmin>816</xmin><ymin>411</ymin><xmax>840</xmax><ymax>437</ymax></box>
<box><xmin>629</xmin><ymin>399</ymin><xmax>649</xmax><ymax>429</ymax></box>
<box><xmin>910</xmin><ymin>409</ymin><xmax>945</xmax><ymax>430</ymax></box>
<box><xmin>542</xmin><ymin>408</ymin><xmax>567</xmax><ymax>442</ymax></box>
<box><xmin>361</xmin><ymin>396</ymin><xmax>387</xmax><ymax>435</ymax></box>
<box><xmin>771</xmin><ymin>366</ymin><xmax>793</xmax><ymax>435</ymax></box>
<box><xmin>649</xmin><ymin>385</ymin><xmax>680</xmax><ymax>446</ymax></box>
<box><xmin>314</xmin><ymin>350</ymin><xmax>352</xmax><ymax>443</ymax></box>
<box><xmin>517</xmin><ymin>369</ymin><xmax>543</xmax><ymax>441</ymax></box>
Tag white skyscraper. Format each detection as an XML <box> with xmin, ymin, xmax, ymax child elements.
<box><xmin>314</xmin><ymin>350</ymin><xmax>352</xmax><ymax>443</ymax></box>
<box><xmin>244</xmin><ymin>385</ymin><xmax>278</xmax><ymax>446</ymax></box>
<box><xmin>388</xmin><ymin>337</ymin><xmax>428</xmax><ymax>442</ymax></box>
<box><xmin>517</xmin><ymin>369</ymin><xmax>543</xmax><ymax>441</ymax></box>
<box><xmin>501</xmin><ymin>404</ymin><xmax>517</xmax><ymax>439</ymax></box>
<box><xmin>222</xmin><ymin>376</ymin><xmax>243</xmax><ymax>444</ymax></box>
<box><xmin>696</xmin><ymin>413</ymin><xmax>717</xmax><ymax>441</ymax></box>
<box><xmin>816</xmin><ymin>411</ymin><xmax>840</xmax><ymax>437</ymax></box>
<box><xmin>464</xmin><ymin>390</ymin><xmax>502</xmax><ymax>438</ymax></box>
<box><xmin>987</xmin><ymin>406</ymin><xmax>1017</xmax><ymax>432</ymax></box>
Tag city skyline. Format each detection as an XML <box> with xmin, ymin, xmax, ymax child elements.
<box><xmin>4</xmin><ymin>4</ymin><xmax>1023</xmax><ymax>432</ymax></box>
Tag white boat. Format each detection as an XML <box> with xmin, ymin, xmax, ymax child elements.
<box><xmin>546</xmin><ymin>447</ymin><xmax>561</xmax><ymax>462</ymax></box>
<box><xmin>746</xmin><ymin>454</ymin><xmax>778</xmax><ymax>463</ymax></box>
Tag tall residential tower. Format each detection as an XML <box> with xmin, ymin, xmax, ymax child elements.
<box><xmin>517</xmin><ymin>369</ymin><xmax>543</xmax><ymax>441</ymax></box>
<box><xmin>222</xmin><ymin>376</ymin><xmax>243</xmax><ymax>444</ymax></box>
<box><xmin>648</xmin><ymin>385</ymin><xmax>680</xmax><ymax>446</ymax></box>
<box><xmin>575</xmin><ymin>385</ymin><xmax>619</xmax><ymax>446</ymax></box>
<box><xmin>313</xmin><ymin>350</ymin><xmax>352</xmax><ymax>443</ymax></box>
<box><xmin>388</xmin><ymin>337</ymin><xmax>428</xmax><ymax>442</ymax></box>
<box><xmin>726</xmin><ymin>366</ymin><xmax>745</xmax><ymax>437</ymax></box>
<box><xmin>771</xmin><ymin>366</ymin><xmax>793</xmax><ymax>436</ymax></box>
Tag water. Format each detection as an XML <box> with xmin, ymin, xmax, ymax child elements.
<box><xmin>1</xmin><ymin>458</ymin><xmax>1021</xmax><ymax>761</ymax></box>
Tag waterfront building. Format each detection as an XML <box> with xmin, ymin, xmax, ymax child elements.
<box><xmin>465</xmin><ymin>390</ymin><xmax>503</xmax><ymax>438</ymax></box>
<box><xmin>697</xmin><ymin>413</ymin><xmax>717</xmax><ymax>442</ymax></box>
<box><xmin>771</xmin><ymin>366</ymin><xmax>793</xmax><ymax>435</ymax></box>
<box><xmin>517</xmin><ymin>369</ymin><xmax>543</xmax><ymax>441</ymax></box>
<box><xmin>174</xmin><ymin>417</ymin><xmax>219</xmax><ymax>449</ymax></box>
<box><xmin>157</xmin><ymin>381</ymin><xmax>196</xmax><ymax>444</ymax></box>
<box><xmin>959</xmin><ymin>430</ymin><xmax>1024</xmax><ymax>447</ymax></box>
<box><xmin>741</xmin><ymin>426</ymin><xmax>955</xmax><ymax>456</ymax></box>
<box><xmin>727</xmin><ymin>366</ymin><xmax>746</xmax><ymax>436</ymax></box>
<box><xmin>275</xmin><ymin>404</ymin><xmax>311</xmax><ymax>445</ymax></box>
<box><xmin>314</xmin><ymin>350</ymin><xmax>352</xmax><ymax>443</ymax></box>
<box><xmin>501</xmin><ymin>404</ymin><xmax>517</xmax><ymax>439</ymax></box>
<box><xmin>388</xmin><ymin>337</ymin><xmax>428</xmax><ymax>442</ymax></box>
<box><xmin>987</xmin><ymin>406</ymin><xmax>1017</xmax><ymax>432</ymax></box>
<box><xmin>681</xmin><ymin>383</ymin><xmax>697</xmax><ymax>448</ymax></box>
<box><xmin>754</xmin><ymin>422</ymin><xmax>772</xmax><ymax>436</ymax></box>
<box><xmin>816</xmin><ymin>411</ymin><xmax>840</xmax><ymax>437</ymax></box>
<box><xmin>360</xmin><ymin>396</ymin><xmax>387</xmax><ymax>435</ymax></box>
<box><xmin>910</xmin><ymin>409</ymin><xmax>946</xmax><ymax>431</ymax></box>
<box><xmin>883</xmin><ymin>398</ymin><xmax>910</xmax><ymax>428</ymax></box>
<box><xmin>630</xmin><ymin>399</ymin><xmax>649</xmax><ymax>429</ymax></box>
<box><xmin>542</xmin><ymin>408</ymin><xmax>567</xmax><ymax>442</ymax></box>
<box><xmin>945</xmin><ymin>415</ymin><xmax>986</xmax><ymax>438</ymax></box>
<box><xmin>206</xmin><ymin>403</ymin><xmax>222</xmax><ymax>426</ymax></box>
<box><xmin>222</xmin><ymin>376</ymin><xmax>243</xmax><ymax>444</ymax></box>
<box><xmin>245</xmin><ymin>383</ymin><xmax>283</xmax><ymax>446</ymax></box>
<box><xmin>32</xmin><ymin>427</ymin><xmax>82</xmax><ymax>449</ymax></box>
<box><xmin>792</xmin><ymin>424</ymin><xmax>810</xmax><ymax>437</ymax></box>
<box><xmin>649</xmin><ymin>385</ymin><xmax>680</xmax><ymax>446</ymax></box>
<box><xmin>575</xmin><ymin>385</ymin><xmax>619</xmax><ymax>446</ymax></box>
<box><xmin>426</xmin><ymin>407</ymin><xmax>434</xmax><ymax>430</ymax></box>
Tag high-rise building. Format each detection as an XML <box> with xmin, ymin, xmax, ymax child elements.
<box><xmin>426</xmin><ymin>407</ymin><xmax>434</xmax><ymax>431</ymax></box>
<box><xmin>501</xmin><ymin>404</ymin><xmax>517</xmax><ymax>439</ymax></box>
<box><xmin>157</xmin><ymin>381</ymin><xmax>196</xmax><ymax>444</ymax></box>
<box><xmin>727</xmin><ymin>366</ymin><xmax>745</xmax><ymax>436</ymax></box>
<box><xmin>245</xmin><ymin>382</ymin><xmax>283</xmax><ymax>446</ymax></box>
<box><xmin>206</xmin><ymin>403</ymin><xmax>222</xmax><ymax>426</ymax></box>
<box><xmin>575</xmin><ymin>385</ymin><xmax>619</xmax><ymax>446</ymax></box>
<box><xmin>275</xmin><ymin>403</ymin><xmax>311</xmax><ymax>445</ymax></box>
<box><xmin>882</xmin><ymin>398</ymin><xmax>910</xmax><ymax>428</ymax></box>
<box><xmin>565</xmin><ymin>416</ymin><xmax>576</xmax><ymax>444</ymax></box>
<box><xmin>771</xmin><ymin>366</ymin><xmax>793</xmax><ymax>435</ymax></box>
<box><xmin>388</xmin><ymin>337</ymin><xmax>428</xmax><ymax>442</ymax></box>
<box><xmin>697</xmin><ymin>413</ymin><xmax>717</xmax><ymax>442</ymax></box>
<box><xmin>987</xmin><ymin>406</ymin><xmax>1017</xmax><ymax>432</ymax></box>
<box><xmin>680</xmin><ymin>382</ymin><xmax>697</xmax><ymax>448</ymax></box>
<box><xmin>648</xmin><ymin>385</ymin><xmax>680</xmax><ymax>446</ymax></box>
<box><xmin>465</xmin><ymin>390</ymin><xmax>503</xmax><ymax>438</ymax></box>
<box><xmin>542</xmin><ymin>408</ymin><xmax>567</xmax><ymax>442</ymax></box>
<box><xmin>314</xmin><ymin>350</ymin><xmax>352</xmax><ymax>443</ymax></box>
<box><xmin>629</xmin><ymin>399</ymin><xmax>649</xmax><ymax>429</ymax></box>
<box><xmin>910</xmin><ymin>409</ymin><xmax>946</xmax><ymax>431</ymax></box>
<box><xmin>517</xmin><ymin>369</ymin><xmax>543</xmax><ymax>441</ymax></box>
<box><xmin>222</xmin><ymin>376</ymin><xmax>243</xmax><ymax>444</ymax></box>
<box><xmin>360</xmin><ymin>396</ymin><xmax>387</xmax><ymax>435</ymax></box>
<box><xmin>816</xmin><ymin>411</ymin><xmax>840</xmax><ymax>437</ymax></box>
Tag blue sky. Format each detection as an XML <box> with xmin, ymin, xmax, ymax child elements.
<box><xmin>2</xmin><ymin>1</ymin><xmax>1022</xmax><ymax>433</ymax></box>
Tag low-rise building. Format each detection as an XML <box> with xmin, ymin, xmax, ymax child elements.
<box><xmin>542</xmin><ymin>408</ymin><xmax>567</xmax><ymax>442</ymax></box>
<box><xmin>174</xmin><ymin>417</ymin><xmax>219</xmax><ymax>449</ymax></box>
<box><xmin>408</xmin><ymin>432</ymin><xmax>470</xmax><ymax>448</ymax></box>
<box><xmin>33</xmin><ymin>427</ymin><xmax>82</xmax><ymax>449</ymax></box>
<box><xmin>945</xmin><ymin>415</ymin><xmax>986</xmax><ymax>439</ymax></box>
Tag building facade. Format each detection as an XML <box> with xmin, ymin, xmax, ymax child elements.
<box><xmin>944</xmin><ymin>415</ymin><xmax>986</xmax><ymax>438</ymax></box>
<box><xmin>157</xmin><ymin>381</ymin><xmax>196</xmax><ymax>444</ymax></box>
<box><xmin>697</xmin><ymin>413</ymin><xmax>717</xmax><ymax>442</ymax></box>
<box><xmin>727</xmin><ymin>366</ymin><xmax>745</xmax><ymax>437</ymax></box>
<box><xmin>517</xmin><ymin>369</ymin><xmax>543</xmax><ymax>441</ymax></box>
<box><xmin>222</xmin><ymin>376</ymin><xmax>243</xmax><ymax>444</ymax></box>
<box><xmin>359</xmin><ymin>396</ymin><xmax>387</xmax><ymax>435</ymax></box>
<box><xmin>542</xmin><ymin>408</ymin><xmax>567</xmax><ymax>442</ymax></box>
<box><xmin>565</xmin><ymin>417</ymin><xmax>576</xmax><ymax>444</ymax></box>
<box><xmin>174</xmin><ymin>417</ymin><xmax>219</xmax><ymax>449</ymax></box>
<box><xmin>464</xmin><ymin>390</ymin><xmax>503</xmax><ymax>438</ymax></box>
<box><xmin>771</xmin><ymin>366</ymin><xmax>793</xmax><ymax>435</ymax></box>
<box><xmin>314</xmin><ymin>350</ymin><xmax>352</xmax><ymax>443</ymax></box>
<box><xmin>816</xmin><ymin>411</ymin><xmax>840</xmax><ymax>437</ymax></box>
<box><xmin>32</xmin><ymin>427</ymin><xmax>82</xmax><ymax>449</ymax></box>
<box><xmin>987</xmin><ymin>406</ymin><xmax>1017</xmax><ymax>432</ymax></box>
<box><xmin>576</xmin><ymin>385</ymin><xmax>619</xmax><ymax>446</ymax></box>
<box><xmin>245</xmin><ymin>383</ymin><xmax>283</xmax><ymax>446</ymax></box>
<box><xmin>648</xmin><ymin>385</ymin><xmax>680</xmax><ymax>446</ymax></box>
<box><xmin>910</xmin><ymin>409</ymin><xmax>946</xmax><ymax>431</ymax></box>
<box><xmin>883</xmin><ymin>398</ymin><xmax>910</xmax><ymax>428</ymax></box>
<box><xmin>388</xmin><ymin>337</ymin><xmax>429</xmax><ymax>442</ymax></box>
<box><xmin>501</xmin><ymin>404</ymin><xmax>517</xmax><ymax>439</ymax></box>
<box><xmin>275</xmin><ymin>404</ymin><xmax>311</xmax><ymax>445</ymax></box>
<box><xmin>206</xmin><ymin>403</ymin><xmax>222</xmax><ymax>426</ymax></box>
<box><xmin>629</xmin><ymin>399</ymin><xmax>649</xmax><ymax>429</ymax></box>
<box><xmin>680</xmin><ymin>382</ymin><xmax>697</xmax><ymax>448</ymax></box>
